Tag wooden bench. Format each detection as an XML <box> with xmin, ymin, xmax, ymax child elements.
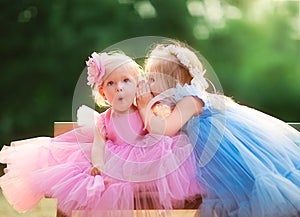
<box><xmin>54</xmin><ymin>121</ymin><xmax>300</xmax><ymax>216</ymax></box>
<box><xmin>72</xmin><ymin>209</ymin><xmax>198</xmax><ymax>217</ymax></box>
<box><xmin>54</xmin><ymin>122</ymin><xmax>201</xmax><ymax>217</ymax></box>
<box><xmin>54</xmin><ymin>122</ymin><xmax>79</xmax><ymax>137</ymax></box>
<box><xmin>54</xmin><ymin>122</ymin><xmax>300</xmax><ymax>136</ymax></box>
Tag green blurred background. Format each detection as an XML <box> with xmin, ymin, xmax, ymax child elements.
<box><xmin>0</xmin><ymin>0</ymin><xmax>299</xmax><ymax>152</ymax></box>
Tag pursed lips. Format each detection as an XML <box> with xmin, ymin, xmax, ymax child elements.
<box><xmin>115</xmin><ymin>94</ymin><xmax>125</xmax><ymax>101</ymax></box>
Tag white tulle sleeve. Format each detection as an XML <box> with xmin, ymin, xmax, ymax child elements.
<box><xmin>77</xmin><ymin>104</ymin><xmax>107</xmax><ymax>139</ymax></box>
<box><xmin>76</xmin><ymin>105</ymin><xmax>102</xmax><ymax>127</ymax></box>
<box><xmin>173</xmin><ymin>84</ymin><xmax>209</xmax><ymax>109</ymax></box>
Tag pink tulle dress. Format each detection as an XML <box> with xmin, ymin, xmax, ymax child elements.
<box><xmin>0</xmin><ymin>106</ymin><xmax>202</xmax><ymax>217</ymax></box>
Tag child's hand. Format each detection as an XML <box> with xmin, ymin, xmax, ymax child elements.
<box><xmin>136</xmin><ymin>80</ymin><xmax>153</xmax><ymax>109</ymax></box>
<box><xmin>153</xmin><ymin>103</ymin><xmax>171</xmax><ymax>118</ymax></box>
<box><xmin>90</xmin><ymin>166</ymin><xmax>101</xmax><ymax>176</ymax></box>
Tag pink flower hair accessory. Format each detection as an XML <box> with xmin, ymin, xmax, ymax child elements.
<box><xmin>86</xmin><ymin>52</ymin><xmax>108</xmax><ymax>88</ymax></box>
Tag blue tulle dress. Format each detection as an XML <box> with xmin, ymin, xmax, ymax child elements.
<box><xmin>151</xmin><ymin>83</ymin><xmax>300</xmax><ymax>217</ymax></box>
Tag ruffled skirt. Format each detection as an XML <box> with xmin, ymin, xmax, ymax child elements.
<box><xmin>0</xmin><ymin>127</ymin><xmax>202</xmax><ymax>217</ymax></box>
<box><xmin>187</xmin><ymin>104</ymin><xmax>300</xmax><ymax>217</ymax></box>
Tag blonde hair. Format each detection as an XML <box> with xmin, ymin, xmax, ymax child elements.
<box><xmin>145</xmin><ymin>40</ymin><xmax>205</xmax><ymax>88</ymax></box>
<box><xmin>144</xmin><ymin>40</ymin><xmax>233</xmax><ymax>115</ymax></box>
<box><xmin>93</xmin><ymin>51</ymin><xmax>141</xmax><ymax>107</ymax></box>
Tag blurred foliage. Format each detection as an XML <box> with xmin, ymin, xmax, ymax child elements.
<box><xmin>0</xmin><ymin>0</ymin><xmax>299</xmax><ymax>149</ymax></box>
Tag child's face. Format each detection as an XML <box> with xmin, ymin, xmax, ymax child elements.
<box><xmin>100</xmin><ymin>66</ymin><xmax>137</xmax><ymax>113</ymax></box>
<box><xmin>148</xmin><ymin>71</ymin><xmax>174</xmax><ymax>96</ymax></box>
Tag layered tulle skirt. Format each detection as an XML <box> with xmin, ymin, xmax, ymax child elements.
<box><xmin>0</xmin><ymin>126</ymin><xmax>202</xmax><ymax>217</ymax></box>
<box><xmin>0</xmin><ymin>126</ymin><xmax>94</xmax><ymax>213</ymax></box>
<box><xmin>186</xmin><ymin>103</ymin><xmax>300</xmax><ymax>217</ymax></box>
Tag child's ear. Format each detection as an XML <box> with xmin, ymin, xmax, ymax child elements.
<box><xmin>98</xmin><ymin>86</ymin><xmax>106</xmax><ymax>100</ymax></box>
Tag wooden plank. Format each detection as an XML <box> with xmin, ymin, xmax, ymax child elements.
<box><xmin>72</xmin><ymin>209</ymin><xmax>198</xmax><ymax>217</ymax></box>
<box><xmin>54</xmin><ymin>122</ymin><xmax>78</xmax><ymax>137</ymax></box>
<box><xmin>134</xmin><ymin>209</ymin><xmax>198</xmax><ymax>217</ymax></box>
<box><xmin>54</xmin><ymin>122</ymin><xmax>300</xmax><ymax>138</ymax></box>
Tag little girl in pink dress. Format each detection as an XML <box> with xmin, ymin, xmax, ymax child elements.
<box><xmin>0</xmin><ymin>51</ymin><xmax>202</xmax><ymax>217</ymax></box>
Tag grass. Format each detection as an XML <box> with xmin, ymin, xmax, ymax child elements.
<box><xmin>0</xmin><ymin>191</ymin><xmax>57</xmax><ymax>217</ymax></box>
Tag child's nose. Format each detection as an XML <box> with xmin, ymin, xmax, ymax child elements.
<box><xmin>116</xmin><ymin>82</ymin><xmax>123</xmax><ymax>92</ymax></box>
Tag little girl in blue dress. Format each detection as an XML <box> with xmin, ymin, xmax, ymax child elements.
<box><xmin>137</xmin><ymin>40</ymin><xmax>300</xmax><ymax>217</ymax></box>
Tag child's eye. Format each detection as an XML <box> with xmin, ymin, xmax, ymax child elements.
<box><xmin>107</xmin><ymin>81</ymin><xmax>114</xmax><ymax>86</ymax></box>
<box><xmin>149</xmin><ymin>77</ymin><xmax>155</xmax><ymax>82</ymax></box>
<box><xmin>124</xmin><ymin>78</ymin><xmax>130</xmax><ymax>83</ymax></box>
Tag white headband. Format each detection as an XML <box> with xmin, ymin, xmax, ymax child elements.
<box><xmin>166</xmin><ymin>45</ymin><xmax>209</xmax><ymax>90</ymax></box>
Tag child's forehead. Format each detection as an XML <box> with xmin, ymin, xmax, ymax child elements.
<box><xmin>147</xmin><ymin>71</ymin><xmax>170</xmax><ymax>80</ymax></box>
<box><xmin>104</xmin><ymin>65</ymin><xmax>138</xmax><ymax>80</ymax></box>
<box><xmin>148</xmin><ymin>71</ymin><xmax>159</xmax><ymax>76</ymax></box>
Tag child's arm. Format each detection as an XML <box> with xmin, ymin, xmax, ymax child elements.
<box><xmin>137</xmin><ymin>81</ymin><xmax>204</xmax><ymax>136</ymax></box>
<box><xmin>138</xmin><ymin>95</ymin><xmax>203</xmax><ymax>136</ymax></box>
<box><xmin>90</xmin><ymin>127</ymin><xmax>106</xmax><ymax>176</ymax></box>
